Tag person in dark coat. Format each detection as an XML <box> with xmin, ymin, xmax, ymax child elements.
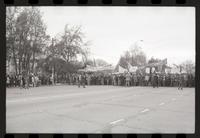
<box><xmin>152</xmin><ymin>73</ymin><xmax>159</xmax><ymax>88</ymax></box>
<box><xmin>178</xmin><ymin>74</ymin><xmax>184</xmax><ymax>90</ymax></box>
<box><xmin>82</xmin><ymin>73</ymin><xmax>86</xmax><ymax>88</ymax></box>
<box><xmin>6</xmin><ymin>75</ymin><xmax>10</xmax><ymax>88</ymax></box>
<box><xmin>78</xmin><ymin>74</ymin><xmax>81</xmax><ymax>88</ymax></box>
<box><xmin>156</xmin><ymin>74</ymin><xmax>159</xmax><ymax>88</ymax></box>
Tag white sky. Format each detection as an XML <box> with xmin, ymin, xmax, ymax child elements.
<box><xmin>39</xmin><ymin>7</ymin><xmax>195</xmax><ymax>66</ymax></box>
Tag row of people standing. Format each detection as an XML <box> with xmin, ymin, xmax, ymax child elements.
<box><xmin>66</xmin><ymin>72</ymin><xmax>195</xmax><ymax>88</ymax></box>
<box><xmin>112</xmin><ymin>73</ymin><xmax>194</xmax><ymax>88</ymax></box>
<box><xmin>6</xmin><ymin>74</ymin><xmax>41</xmax><ymax>89</ymax></box>
<box><xmin>7</xmin><ymin>72</ymin><xmax>195</xmax><ymax>89</ymax></box>
<box><xmin>67</xmin><ymin>73</ymin><xmax>113</xmax><ymax>86</ymax></box>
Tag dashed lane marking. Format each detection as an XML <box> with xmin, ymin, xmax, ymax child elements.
<box><xmin>172</xmin><ymin>98</ymin><xmax>176</xmax><ymax>101</ymax></box>
<box><xmin>141</xmin><ymin>108</ymin><xmax>150</xmax><ymax>113</ymax></box>
<box><xmin>110</xmin><ymin>119</ymin><xmax>125</xmax><ymax>125</ymax></box>
<box><xmin>159</xmin><ymin>102</ymin><xmax>165</xmax><ymax>105</ymax></box>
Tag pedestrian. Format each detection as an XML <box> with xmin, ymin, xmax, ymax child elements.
<box><xmin>50</xmin><ymin>75</ymin><xmax>54</xmax><ymax>85</ymax></box>
<box><xmin>101</xmin><ymin>74</ymin><xmax>104</xmax><ymax>85</ymax></box>
<box><xmin>178</xmin><ymin>73</ymin><xmax>184</xmax><ymax>90</ymax></box>
<box><xmin>145</xmin><ymin>74</ymin><xmax>149</xmax><ymax>86</ymax></box>
<box><xmin>152</xmin><ymin>73</ymin><xmax>157</xmax><ymax>88</ymax></box>
<box><xmin>87</xmin><ymin>74</ymin><xmax>91</xmax><ymax>85</ymax></box>
<box><xmin>158</xmin><ymin>74</ymin><xmax>162</xmax><ymax>87</ymax></box>
<box><xmin>125</xmin><ymin>72</ymin><xmax>131</xmax><ymax>87</ymax></box>
<box><xmin>113</xmin><ymin>75</ymin><xmax>116</xmax><ymax>86</ymax></box>
<box><xmin>117</xmin><ymin>75</ymin><xmax>120</xmax><ymax>86</ymax></box>
<box><xmin>35</xmin><ymin>75</ymin><xmax>39</xmax><ymax>87</ymax></box>
<box><xmin>156</xmin><ymin>74</ymin><xmax>159</xmax><ymax>88</ymax></box>
<box><xmin>183</xmin><ymin>74</ymin><xmax>188</xmax><ymax>87</ymax></box>
<box><xmin>133</xmin><ymin>74</ymin><xmax>137</xmax><ymax>86</ymax></box>
<box><xmin>13</xmin><ymin>75</ymin><xmax>17</xmax><ymax>87</ymax></box>
<box><xmin>78</xmin><ymin>73</ymin><xmax>81</xmax><ymax>88</ymax></box>
<box><xmin>25</xmin><ymin>75</ymin><xmax>29</xmax><ymax>89</ymax></box>
<box><xmin>6</xmin><ymin>75</ymin><xmax>10</xmax><ymax>88</ymax></box>
<box><xmin>81</xmin><ymin>73</ymin><xmax>86</xmax><ymax>88</ymax></box>
<box><xmin>32</xmin><ymin>75</ymin><xmax>35</xmax><ymax>87</ymax></box>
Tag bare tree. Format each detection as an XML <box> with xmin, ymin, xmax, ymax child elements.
<box><xmin>180</xmin><ymin>60</ymin><xmax>195</xmax><ymax>74</ymax></box>
<box><xmin>57</xmin><ymin>24</ymin><xmax>88</xmax><ymax>62</ymax></box>
<box><xmin>129</xmin><ymin>45</ymin><xmax>147</xmax><ymax>66</ymax></box>
<box><xmin>117</xmin><ymin>45</ymin><xmax>147</xmax><ymax>68</ymax></box>
<box><xmin>6</xmin><ymin>7</ymin><xmax>21</xmax><ymax>74</ymax></box>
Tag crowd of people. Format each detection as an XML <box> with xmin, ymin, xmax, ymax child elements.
<box><xmin>6</xmin><ymin>74</ymin><xmax>41</xmax><ymax>89</ymax></box>
<box><xmin>69</xmin><ymin>72</ymin><xmax>195</xmax><ymax>90</ymax></box>
<box><xmin>6</xmin><ymin>71</ymin><xmax>195</xmax><ymax>90</ymax></box>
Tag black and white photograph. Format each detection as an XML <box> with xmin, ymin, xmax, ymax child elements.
<box><xmin>6</xmin><ymin>6</ymin><xmax>195</xmax><ymax>133</ymax></box>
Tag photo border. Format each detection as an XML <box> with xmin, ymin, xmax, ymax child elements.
<box><xmin>1</xmin><ymin>0</ymin><xmax>199</xmax><ymax>138</ymax></box>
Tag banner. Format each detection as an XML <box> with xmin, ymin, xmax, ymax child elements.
<box><xmin>158</xmin><ymin>65</ymin><xmax>162</xmax><ymax>72</ymax></box>
<box><xmin>171</xmin><ymin>68</ymin><xmax>180</xmax><ymax>74</ymax></box>
<box><xmin>151</xmin><ymin>67</ymin><xmax>155</xmax><ymax>73</ymax></box>
<box><xmin>181</xmin><ymin>69</ymin><xmax>187</xmax><ymax>74</ymax></box>
<box><xmin>165</xmin><ymin>68</ymin><xmax>171</xmax><ymax>74</ymax></box>
<box><xmin>145</xmin><ymin>67</ymin><xmax>150</xmax><ymax>74</ymax></box>
<box><xmin>130</xmin><ymin>66</ymin><xmax>138</xmax><ymax>72</ymax></box>
<box><xmin>128</xmin><ymin>63</ymin><xmax>138</xmax><ymax>72</ymax></box>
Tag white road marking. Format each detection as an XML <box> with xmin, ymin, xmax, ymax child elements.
<box><xmin>172</xmin><ymin>98</ymin><xmax>176</xmax><ymax>101</ymax></box>
<box><xmin>141</xmin><ymin>108</ymin><xmax>150</xmax><ymax>113</ymax></box>
<box><xmin>159</xmin><ymin>102</ymin><xmax>165</xmax><ymax>105</ymax></box>
<box><xmin>110</xmin><ymin>119</ymin><xmax>124</xmax><ymax>125</ymax></box>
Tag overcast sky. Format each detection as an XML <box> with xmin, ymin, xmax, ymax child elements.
<box><xmin>39</xmin><ymin>7</ymin><xmax>195</xmax><ymax>66</ymax></box>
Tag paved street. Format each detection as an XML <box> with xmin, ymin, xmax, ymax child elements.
<box><xmin>6</xmin><ymin>85</ymin><xmax>195</xmax><ymax>133</ymax></box>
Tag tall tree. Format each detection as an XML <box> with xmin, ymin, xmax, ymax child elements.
<box><xmin>44</xmin><ymin>24</ymin><xmax>90</xmax><ymax>76</ymax></box>
<box><xmin>6</xmin><ymin>7</ymin><xmax>48</xmax><ymax>75</ymax></box>
<box><xmin>6</xmin><ymin>7</ymin><xmax>21</xmax><ymax>74</ymax></box>
<box><xmin>180</xmin><ymin>60</ymin><xmax>195</xmax><ymax>74</ymax></box>
<box><xmin>148</xmin><ymin>57</ymin><xmax>162</xmax><ymax>64</ymax></box>
<box><xmin>129</xmin><ymin>45</ymin><xmax>147</xmax><ymax>66</ymax></box>
<box><xmin>57</xmin><ymin>24</ymin><xmax>89</xmax><ymax>62</ymax></box>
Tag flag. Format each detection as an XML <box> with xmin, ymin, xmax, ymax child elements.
<box><xmin>127</xmin><ymin>62</ymin><xmax>132</xmax><ymax>71</ymax></box>
<box><xmin>127</xmin><ymin>62</ymin><xmax>138</xmax><ymax>72</ymax></box>
<box><xmin>152</xmin><ymin>67</ymin><xmax>155</xmax><ymax>73</ymax></box>
<box><xmin>171</xmin><ymin>67</ymin><xmax>179</xmax><ymax>74</ymax></box>
<box><xmin>118</xmin><ymin>65</ymin><xmax>127</xmax><ymax>73</ymax></box>
<box><xmin>157</xmin><ymin>64</ymin><xmax>162</xmax><ymax>72</ymax></box>
<box><xmin>173</xmin><ymin>64</ymin><xmax>179</xmax><ymax>68</ymax></box>
<box><xmin>180</xmin><ymin>65</ymin><xmax>183</xmax><ymax>73</ymax></box>
<box><xmin>165</xmin><ymin>68</ymin><xmax>171</xmax><ymax>73</ymax></box>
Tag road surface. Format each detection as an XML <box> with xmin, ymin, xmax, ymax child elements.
<box><xmin>6</xmin><ymin>85</ymin><xmax>195</xmax><ymax>133</ymax></box>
